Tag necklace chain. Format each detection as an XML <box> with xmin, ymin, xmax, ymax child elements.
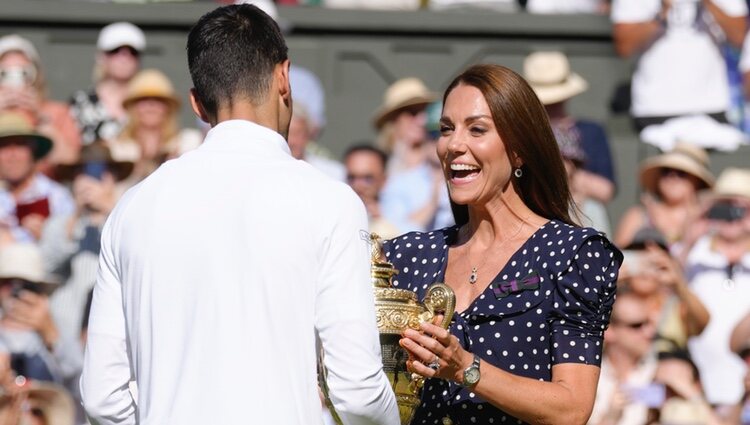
<box><xmin>464</xmin><ymin>220</ymin><xmax>526</xmax><ymax>285</ymax></box>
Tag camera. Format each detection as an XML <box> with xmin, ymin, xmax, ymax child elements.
<box><xmin>707</xmin><ymin>201</ymin><xmax>747</xmax><ymax>222</ymax></box>
<box><xmin>0</xmin><ymin>65</ymin><xmax>36</xmax><ymax>89</ymax></box>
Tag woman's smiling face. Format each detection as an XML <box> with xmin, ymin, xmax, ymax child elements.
<box><xmin>437</xmin><ymin>83</ymin><xmax>515</xmax><ymax>207</ymax></box>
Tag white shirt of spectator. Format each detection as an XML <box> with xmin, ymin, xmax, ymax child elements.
<box><xmin>686</xmin><ymin>236</ymin><xmax>750</xmax><ymax>405</ymax></box>
<box><xmin>611</xmin><ymin>0</ymin><xmax>748</xmax><ymax>118</ymax></box>
<box><xmin>80</xmin><ymin>120</ymin><xmax>399</xmax><ymax>425</ymax></box>
<box><xmin>738</xmin><ymin>26</ymin><xmax>750</xmax><ymax>73</ymax></box>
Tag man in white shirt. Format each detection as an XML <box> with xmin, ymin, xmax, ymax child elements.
<box><xmin>611</xmin><ymin>0</ymin><xmax>747</xmax><ymax>131</ymax></box>
<box><xmin>80</xmin><ymin>5</ymin><xmax>399</xmax><ymax>425</ymax></box>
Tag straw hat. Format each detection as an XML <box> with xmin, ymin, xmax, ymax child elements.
<box><xmin>0</xmin><ymin>244</ymin><xmax>59</xmax><ymax>293</ymax></box>
<box><xmin>524</xmin><ymin>51</ymin><xmax>588</xmax><ymax>105</ymax></box>
<box><xmin>123</xmin><ymin>69</ymin><xmax>180</xmax><ymax>109</ymax></box>
<box><xmin>0</xmin><ymin>112</ymin><xmax>52</xmax><ymax>160</ymax></box>
<box><xmin>0</xmin><ymin>380</ymin><xmax>75</xmax><ymax>425</ymax></box>
<box><xmin>639</xmin><ymin>143</ymin><xmax>715</xmax><ymax>195</ymax></box>
<box><xmin>372</xmin><ymin>78</ymin><xmax>437</xmax><ymax>129</ymax></box>
<box><xmin>55</xmin><ymin>142</ymin><xmax>134</xmax><ymax>182</ymax></box>
<box><xmin>713</xmin><ymin>167</ymin><xmax>750</xmax><ymax>199</ymax></box>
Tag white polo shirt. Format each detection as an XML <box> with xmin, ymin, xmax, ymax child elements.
<box><xmin>81</xmin><ymin>120</ymin><xmax>399</xmax><ymax>425</ymax></box>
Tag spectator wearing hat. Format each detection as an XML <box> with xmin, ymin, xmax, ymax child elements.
<box><xmin>375</xmin><ymin>77</ymin><xmax>453</xmax><ymax>233</ymax></box>
<box><xmin>618</xmin><ymin>228</ymin><xmax>709</xmax><ymax>354</ymax></box>
<box><xmin>108</xmin><ymin>69</ymin><xmax>202</xmax><ymax>184</ymax></box>
<box><xmin>0</xmin><ymin>35</ymin><xmax>81</xmax><ymax>171</ymax></box>
<box><xmin>611</xmin><ymin>0</ymin><xmax>747</xmax><ymax>132</ymax></box>
<box><xmin>685</xmin><ymin>167</ymin><xmax>750</xmax><ymax>410</ymax></box>
<box><xmin>524</xmin><ymin>51</ymin><xmax>616</xmax><ymax>208</ymax></box>
<box><xmin>40</xmin><ymin>143</ymin><xmax>133</xmax><ymax>350</ymax></box>
<box><xmin>0</xmin><ymin>113</ymin><xmax>74</xmax><ymax>243</ymax></box>
<box><xmin>615</xmin><ymin>142</ymin><xmax>714</xmax><ymax>248</ymax></box>
<box><xmin>0</xmin><ymin>244</ymin><xmax>82</xmax><ymax>388</ymax></box>
<box><xmin>69</xmin><ymin>22</ymin><xmax>145</xmax><ymax>146</ymax></box>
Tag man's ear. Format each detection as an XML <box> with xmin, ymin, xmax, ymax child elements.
<box><xmin>278</xmin><ymin>59</ymin><xmax>291</xmax><ymax>106</ymax></box>
<box><xmin>189</xmin><ymin>88</ymin><xmax>211</xmax><ymax>125</ymax></box>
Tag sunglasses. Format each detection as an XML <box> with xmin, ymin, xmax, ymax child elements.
<box><xmin>346</xmin><ymin>174</ymin><xmax>376</xmax><ymax>184</ymax></box>
<box><xmin>614</xmin><ymin>319</ymin><xmax>650</xmax><ymax>330</ymax></box>
<box><xmin>105</xmin><ymin>46</ymin><xmax>140</xmax><ymax>57</ymax></box>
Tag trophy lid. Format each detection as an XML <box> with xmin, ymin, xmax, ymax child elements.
<box><xmin>370</xmin><ymin>233</ymin><xmax>398</xmax><ymax>288</ymax></box>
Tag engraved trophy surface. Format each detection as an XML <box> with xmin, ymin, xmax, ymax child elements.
<box><xmin>319</xmin><ymin>233</ymin><xmax>456</xmax><ymax>424</ymax></box>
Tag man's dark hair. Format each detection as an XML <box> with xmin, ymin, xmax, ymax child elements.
<box><xmin>187</xmin><ymin>4</ymin><xmax>288</xmax><ymax>118</ymax></box>
<box><xmin>343</xmin><ymin>144</ymin><xmax>388</xmax><ymax>170</ymax></box>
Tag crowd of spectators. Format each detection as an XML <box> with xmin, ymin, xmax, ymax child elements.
<box><xmin>0</xmin><ymin>1</ymin><xmax>750</xmax><ymax>424</ymax></box>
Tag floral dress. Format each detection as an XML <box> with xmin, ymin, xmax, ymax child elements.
<box><xmin>383</xmin><ymin>220</ymin><xmax>621</xmax><ymax>425</ymax></box>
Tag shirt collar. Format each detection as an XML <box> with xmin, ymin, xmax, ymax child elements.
<box><xmin>199</xmin><ymin>120</ymin><xmax>292</xmax><ymax>157</ymax></box>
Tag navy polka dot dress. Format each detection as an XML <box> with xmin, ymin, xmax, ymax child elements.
<box><xmin>382</xmin><ymin>220</ymin><xmax>621</xmax><ymax>425</ymax></box>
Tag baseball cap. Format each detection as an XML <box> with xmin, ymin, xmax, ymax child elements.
<box><xmin>97</xmin><ymin>22</ymin><xmax>146</xmax><ymax>53</ymax></box>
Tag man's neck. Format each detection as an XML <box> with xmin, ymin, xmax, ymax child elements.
<box><xmin>9</xmin><ymin>174</ymin><xmax>36</xmax><ymax>200</ymax></box>
<box><xmin>606</xmin><ymin>348</ymin><xmax>644</xmax><ymax>381</ymax></box>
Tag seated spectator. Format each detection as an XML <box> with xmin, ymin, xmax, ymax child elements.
<box><xmin>288</xmin><ymin>102</ymin><xmax>345</xmax><ymax>181</ymax></box>
<box><xmin>620</xmin><ymin>228</ymin><xmax>709</xmax><ymax>353</ymax></box>
<box><xmin>375</xmin><ymin>78</ymin><xmax>452</xmax><ymax>232</ymax></box>
<box><xmin>685</xmin><ymin>168</ymin><xmax>750</xmax><ymax>411</ymax></box>
<box><xmin>0</xmin><ymin>113</ymin><xmax>74</xmax><ymax>242</ymax></box>
<box><xmin>0</xmin><ymin>35</ymin><xmax>80</xmax><ymax>171</ymax></box>
<box><xmin>0</xmin><ymin>244</ymin><xmax>82</xmax><ymax>387</ymax></box>
<box><xmin>108</xmin><ymin>69</ymin><xmax>202</xmax><ymax>184</ymax></box>
<box><xmin>615</xmin><ymin>143</ymin><xmax>714</xmax><ymax>248</ymax></box>
<box><xmin>343</xmin><ymin>145</ymin><xmax>399</xmax><ymax>239</ymax></box>
<box><xmin>589</xmin><ymin>290</ymin><xmax>658</xmax><ymax>425</ymax></box>
<box><xmin>322</xmin><ymin>0</ymin><xmax>420</xmax><ymax>10</ymax></box>
<box><xmin>41</xmin><ymin>143</ymin><xmax>133</xmax><ymax>346</ymax></box>
<box><xmin>611</xmin><ymin>0</ymin><xmax>747</xmax><ymax>132</ymax></box>
<box><xmin>69</xmin><ymin>22</ymin><xmax>145</xmax><ymax>146</ymax></box>
<box><xmin>524</xmin><ymin>51</ymin><xmax>616</xmax><ymax>206</ymax></box>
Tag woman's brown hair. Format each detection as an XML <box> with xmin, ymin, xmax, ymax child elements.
<box><xmin>444</xmin><ymin>64</ymin><xmax>578</xmax><ymax>227</ymax></box>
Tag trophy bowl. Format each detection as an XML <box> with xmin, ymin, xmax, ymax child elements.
<box><xmin>320</xmin><ymin>233</ymin><xmax>456</xmax><ymax>424</ymax></box>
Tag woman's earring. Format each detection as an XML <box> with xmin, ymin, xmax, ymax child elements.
<box><xmin>514</xmin><ymin>168</ymin><xmax>523</xmax><ymax>178</ymax></box>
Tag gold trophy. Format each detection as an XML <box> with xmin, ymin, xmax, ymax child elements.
<box><xmin>319</xmin><ymin>233</ymin><xmax>456</xmax><ymax>424</ymax></box>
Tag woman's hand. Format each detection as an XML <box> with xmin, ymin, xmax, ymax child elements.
<box><xmin>399</xmin><ymin>316</ymin><xmax>473</xmax><ymax>384</ymax></box>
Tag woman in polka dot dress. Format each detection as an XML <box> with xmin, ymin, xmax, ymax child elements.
<box><xmin>390</xmin><ymin>64</ymin><xmax>622</xmax><ymax>425</ymax></box>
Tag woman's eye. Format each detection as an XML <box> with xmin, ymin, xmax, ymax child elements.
<box><xmin>470</xmin><ymin>127</ymin><xmax>487</xmax><ymax>134</ymax></box>
<box><xmin>440</xmin><ymin>125</ymin><xmax>452</xmax><ymax>133</ymax></box>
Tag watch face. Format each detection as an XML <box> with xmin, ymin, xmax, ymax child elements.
<box><xmin>464</xmin><ymin>367</ymin><xmax>480</xmax><ymax>385</ymax></box>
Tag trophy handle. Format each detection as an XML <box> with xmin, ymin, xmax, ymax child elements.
<box><xmin>422</xmin><ymin>283</ymin><xmax>456</xmax><ymax>329</ymax></box>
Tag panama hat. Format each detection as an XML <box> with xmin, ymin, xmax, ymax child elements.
<box><xmin>123</xmin><ymin>69</ymin><xmax>180</xmax><ymax>109</ymax></box>
<box><xmin>0</xmin><ymin>380</ymin><xmax>75</xmax><ymax>425</ymax></box>
<box><xmin>0</xmin><ymin>244</ymin><xmax>60</xmax><ymax>294</ymax></box>
<box><xmin>639</xmin><ymin>142</ymin><xmax>714</xmax><ymax>195</ymax></box>
<box><xmin>524</xmin><ymin>51</ymin><xmax>588</xmax><ymax>105</ymax></box>
<box><xmin>372</xmin><ymin>78</ymin><xmax>437</xmax><ymax>129</ymax></box>
<box><xmin>55</xmin><ymin>142</ymin><xmax>134</xmax><ymax>182</ymax></box>
<box><xmin>0</xmin><ymin>112</ymin><xmax>52</xmax><ymax>160</ymax></box>
<box><xmin>713</xmin><ymin>167</ymin><xmax>750</xmax><ymax>200</ymax></box>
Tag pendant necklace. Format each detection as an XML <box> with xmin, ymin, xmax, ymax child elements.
<box><xmin>467</xmin><ymin>220</ymin><xmax>526</xmax><ymax>285</ymax></box>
